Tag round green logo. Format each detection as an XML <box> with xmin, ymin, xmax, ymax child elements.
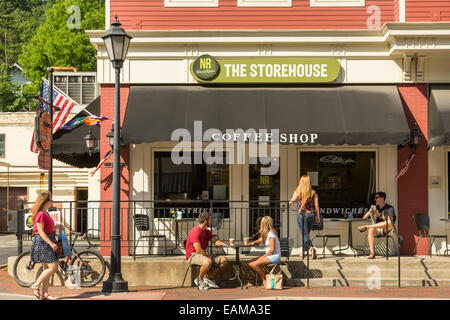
<box><xmin>192</xmin><ymin>55</ymin><xmax>220</xmax><ymax>81</ymax></box>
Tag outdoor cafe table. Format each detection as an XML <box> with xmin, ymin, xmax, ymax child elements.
<box><xmin>223</xmin><ymin>242</ymin><xmax>253</xmax><ymax>289</ymax></box>
<box><xmin>330</xmin><ymin>218</ymin><xmax>368</xmax><ymax>257</ymax></box>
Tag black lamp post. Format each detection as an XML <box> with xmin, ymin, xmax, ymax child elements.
<box><xmin>101</xmin><ymin>16</ymin><xmax>132</xmax><ymax>294</ymax></box>
<box><xmin>84</xmin><ymin>127</ymin><xmax>97</xmax><ymax>157</ymax></box>
<box><xmin>409</xmin><ymin>123</ymin><xmax>422</xmax><ymax>151</ymax></box>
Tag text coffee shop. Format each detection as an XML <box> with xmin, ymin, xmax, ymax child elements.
<box><xmin>87</xmin><ymin>47</ymin><xmax>423</xmax><ymax>258</ymax></box>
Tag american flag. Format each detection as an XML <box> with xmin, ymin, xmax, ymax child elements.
<box><xmin>395</xmin><ymin>151</ymin><xmax>415</xmax><ymax>179</ymax></box>
<box><xmin>30</xmin><ymin>79</ymin><xmax>83</xmax><ymax>153</ymax></box>
<box><xmin>90</xmin><ymin>150</ymin><xmax>112</xmax><ymax>177</ymax></box>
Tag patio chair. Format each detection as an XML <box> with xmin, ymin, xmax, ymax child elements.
<box><xmin>254</xmin><ymin>237</ymin><xmax>291</xmax><ymax>286</ymax></box>
<box><xmin>311</xmin><ymin>215</ymin><xmax>342</xmax><ymax>258</ymax></box>
<box><xmin>133</xmin><ymin>214</ymin><xmax>170</xmax><ymax>260</ymax></box>
<box><xmin>208</xmin><ymin>212</ymin><xmax>230</xmax><ymax>256</ymax></box>
<box><xmin>181</xmin><ymin>240</ymin><xmax>200</xmax><ymax>288</ymax></box>
<box><xmin>413</xmin><ymin>213</ymin><xmax>448</xmax><ymax>257</ymax></box>
<box><xmin>364</xmin><ymin>228</ymin><xmax>399</xmax><ymax>258</ymax></box>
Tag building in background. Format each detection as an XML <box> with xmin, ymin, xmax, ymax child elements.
<box><xmin>0</xmin><ymin>70</ymin><xmax>101</xmax><ymax>233</ymax></box>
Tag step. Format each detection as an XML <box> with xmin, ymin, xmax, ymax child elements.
<box><xmin>301</xmin><ymin>268</ymin><xmax>450</xmax><ymax>279</ymax></box>
<box><xmin>285</xmin><ymin>278</ymin><xmax>450</xmax><ymax>287</ymax></box>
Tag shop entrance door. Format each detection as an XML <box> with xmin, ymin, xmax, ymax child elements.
<box><xmin>248</xmin><ymin>157</ymin><xmax>281</xmax><ymax>238</ymax></box>
<box><xmin>0</xmin><ymin>187</ymin><xmax>27</xmax><ymax>232</ymax></box>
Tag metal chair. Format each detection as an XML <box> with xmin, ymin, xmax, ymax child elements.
<box><xmin>133</xmin><ymin>214</ymin><xmax>169</xmax><ymax>260</ymax></box>
<box><xmin>181</xmin><ymin>240</ymin><xmax>200</xmax><ymax>288</ymax></box>
<box><xmin>254</xmin><ymin>237</ymin><xmax>290</xmax><ymax>286</ymax></box>
<box><xmin>364</xmin><ymin>229</ymin><xmax>399</xmax><ymax>258</ymax></box>
<box><xmin>209</xmin><ymin>212</ymin><xmax>225</xmax><ymax>255</ymax></box>
<box><xmin>413</xmin><ymin>213</ymin><xmax>448</xmax><ymax>257</ymax></box>
<box><xmin>311</xmin><ymin>215</ymin><xmax>342</xmax><ymax>258</ymax></box>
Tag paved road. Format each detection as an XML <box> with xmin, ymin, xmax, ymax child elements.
<box><xmin>0</xmin><ymin>234</ymin><xmax>22</xmax><ymax>266</ymax></box>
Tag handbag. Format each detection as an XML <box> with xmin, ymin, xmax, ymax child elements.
<box><xmin>265</xmin><ymin>264</ymin><xmax>283</xmax><ymax>290</ymax></box>
<box><xmin>55</xmin><ymin>241</ymin><xmax>64</xmax><ymax>258</ymax></box>
<box><xmin>57</xmin><ymin>228</ymin><xmax>71</xmax><ymax>257</ymax></box>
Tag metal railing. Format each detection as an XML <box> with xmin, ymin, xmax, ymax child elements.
<box><xmin>16</xmin><ymin>200</ymin><xmax>291</xmax><ymax>256</ymax></box>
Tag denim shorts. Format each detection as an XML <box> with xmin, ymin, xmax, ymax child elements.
<box><xmin>266</xmin><ymin>254</ymin><xmax>281</xmax><ymax>264</ymax></box>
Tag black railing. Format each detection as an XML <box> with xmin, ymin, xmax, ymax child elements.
<box><xmin>16</xmin><ymin>200</ymin><xmax>291</xmax><ymax>256</ymax></box>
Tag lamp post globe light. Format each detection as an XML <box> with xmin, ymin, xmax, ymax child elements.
<box><xmin>84</xmin><ymin>127</ymin><xmax>97</xmax><ymax>157</ymax></box>
<box><xmin>101</xmin><ymin>16</ymin><xmax>132</xmax><ymax>293</ymax></box>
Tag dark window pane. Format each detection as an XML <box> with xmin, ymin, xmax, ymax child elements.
<box><xmin>300</xmin><ymin>151</ymin><xmax>376</xmax><ymax>218</ymax></box>
<box><xmin>154</xmin><ymin>151</ymin><xmax>229</xmax><ymax>218</ymax></box>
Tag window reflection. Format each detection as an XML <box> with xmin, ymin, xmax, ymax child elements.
<box><xmin>300</xmin><ymin>152</ymin><xmax>376</xmax><ymax>218</ymax></box>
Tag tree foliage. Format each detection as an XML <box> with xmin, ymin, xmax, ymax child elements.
<box><xmin>0</xmin><ymin>0</ymin><xmax>104</xmax><ymax>112</ymax></box>
<box><xmin>19</xmin><ymin>0</ymin><xmax>105</xmax><ymax>86</ymax></box>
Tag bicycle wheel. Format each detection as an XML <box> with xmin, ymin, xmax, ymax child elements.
<box><xmin>70</xmin><ymin>250</ymin><xmax>106</xmax><ymax>287</ymax></box>
<box><xmin>13</xmin><ymin>251</ymin><xmax>43</xmax><ymax>287</ymax></box>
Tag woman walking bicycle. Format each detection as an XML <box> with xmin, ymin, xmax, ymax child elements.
<box><xmin>289</xmin><ymin>175</ymin><xmax>320</xmax><ymax>259</ymax></box>
<box><xmin>29</xmin><ymin>191</ymin><xmax>62</xmax><ymax>300</ymax></box>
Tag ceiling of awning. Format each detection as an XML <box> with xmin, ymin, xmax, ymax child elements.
<box><xmin>122</xmin><ymin>85</ymin><xmax>410</xmax><ymax>146</ymax></box>
<box><xmin>428</xmin><ymin>85</ymin><xmax>450</xmax><ymax>149</ymax></box>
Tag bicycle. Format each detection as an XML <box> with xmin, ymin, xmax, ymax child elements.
<box><xmin>13</xmin><ymin>231</ymin><xmax>106</xmax><ymax>288</ymax></box>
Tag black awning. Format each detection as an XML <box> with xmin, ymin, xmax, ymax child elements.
<box><xmin>428</xmin><ymin>85</ymin><xmax>450</xmax><ymax>149</ymax></box>
<box><xmin>122</xmin><ymin>85</ymin><xmax>410</xmax><ymax>146</ymax></box>
<box><xmin>52</xmin><ymin>97</ymin><xmax>100</xmax><ymax>168</ymax></box>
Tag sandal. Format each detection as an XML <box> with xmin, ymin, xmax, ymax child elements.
<box><xmin>30</xmin><ymin>284</ymin><xmax>40</xmax><ymax>299</ymax></box>
<box><xmin>358</xmin><ymin>226</ymin><xmax>367</xmax><ymax>232</ymax></box>
<box><xmin>43</xmin><ymin>294</ymin><xmax>58</xmax><ymax>300</ymax></box>
<box><xmin>368</xmin><ymin>253</ymin><xmax>376</xmax><ymax>259</ymax></box>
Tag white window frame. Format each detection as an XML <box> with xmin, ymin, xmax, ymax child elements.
<box><xmin>310</xmin><ymin>0</ymin><xmax>365</xmax><ymax>7</ymax></box>
<box><xmin>164</xmin><ymin>0</ymin><xmax>219</xmax><ymax>7</ymax></box>
<box><xmin>238</xmin><ymin>0</ymin><xmax>292</xmax><ymax>7</ymax></box>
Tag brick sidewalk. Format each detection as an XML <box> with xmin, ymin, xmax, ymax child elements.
<box><xmin>1</xmin><ymin>268</ymin><xmax>449</xmax><ymax>300</ymax></box>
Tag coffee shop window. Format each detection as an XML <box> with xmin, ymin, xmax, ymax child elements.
<box><xmin>299</xmin><ymin>151</ymin><xmax>376</xmax><ymax>218</ymax></box>
<box><xmin>0</xmin><ymin>134</ymin><xmax>5</xmax><ymax>158</ymax></box>
<box><xmin>154</xmin><ymin>151</ymin><xmax>230</xmax><ymax>218</ymax></box>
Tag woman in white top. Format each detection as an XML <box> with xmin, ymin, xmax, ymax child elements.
<box><xmin>248</xmin><ymin>216</ymin><xmax>281</xmax><ymax>288</ymax></box>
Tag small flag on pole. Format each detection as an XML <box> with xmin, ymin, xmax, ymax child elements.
<box><xmin>90</xmin><ymin>150</ymin><xmax>112</xmax><ymax>177</ymax></box>
<box><xmin>395</xmin><ymin>151</ymin><xmax>415</xmax><ymax>179</ymax></box>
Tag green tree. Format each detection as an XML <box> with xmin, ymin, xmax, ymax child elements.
<box><xmin>19</xmin><ymin>0</ymin><xmax>105</xmax><ymax>86</ymax></box>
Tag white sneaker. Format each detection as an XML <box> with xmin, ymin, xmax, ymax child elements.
<box><xmin>203</xmin><ymin>277</ymin><xmax>220</xmax><ymax>289</ymax></box>
<box><xmin>194</xmin><ymin>278</ymin><xmax>210</xmax><ymax>290</ymax></box>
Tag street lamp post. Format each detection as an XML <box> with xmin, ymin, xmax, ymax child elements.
<box><xmin>47</xmin><ymin>67</ymin><xmax>54</xmax><ymax>194</ymax></box>
<box><xmin>101</xmin><ymin>16</ymin><xmax>132</xmax><ymax>293</ymax></box>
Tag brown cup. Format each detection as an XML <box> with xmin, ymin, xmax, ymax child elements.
<box><xmin>229</xmin><ymin>238</ymin><xmax>235</xmax><ymax>245</ymax></box>
<box><xmin>244</xmin><ymin>237</ymin><xmax>250</xmax><ymax>245</ymax></box>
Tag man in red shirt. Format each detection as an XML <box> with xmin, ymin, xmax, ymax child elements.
<box><xmin>185</xmin><ymin>212</ymin><xmax>228</xmax><ymax>290</ymax></box>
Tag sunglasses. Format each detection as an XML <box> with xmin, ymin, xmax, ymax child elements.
<box><xmin>374</xmin><ymin>196</ymin><xmax>381</xmax><ymax>199</ymax></box>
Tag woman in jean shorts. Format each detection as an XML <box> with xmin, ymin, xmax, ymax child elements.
<box><xmin>248</xmin><ymin>216</ymin><xmax>281</xmax><ymax>288</ymax></box>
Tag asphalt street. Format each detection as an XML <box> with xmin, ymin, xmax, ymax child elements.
<box><xmin>0</xmin><ymin>234</ymin><xmax>28</xmax><ymax>266</ymax></box>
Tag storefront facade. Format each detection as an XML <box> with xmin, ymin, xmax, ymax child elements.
<box><xmin>87</xmin><ymin>3</ymin><xmax>450</xmax><ymax>256</ymax></box>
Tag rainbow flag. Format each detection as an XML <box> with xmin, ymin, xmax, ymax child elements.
<box><xmin>82</xmin><ymin>116</ymin><xmax>109</xmax><ymax>126</ymax></box>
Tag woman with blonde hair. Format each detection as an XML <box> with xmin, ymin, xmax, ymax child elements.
<box><xmin>248</xmin><ymin>216</ymin><xmax>281</xmax><ymax>288</ymax></box>
<box><xmin>289</xmin><ymin>175</ymin><xmax>320</xmax><ymax>259</ymax></box>
<box><xmin>29</xmin><ymin>191</ymin><xmax>62</xmax><ymax>300</ymax></box>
